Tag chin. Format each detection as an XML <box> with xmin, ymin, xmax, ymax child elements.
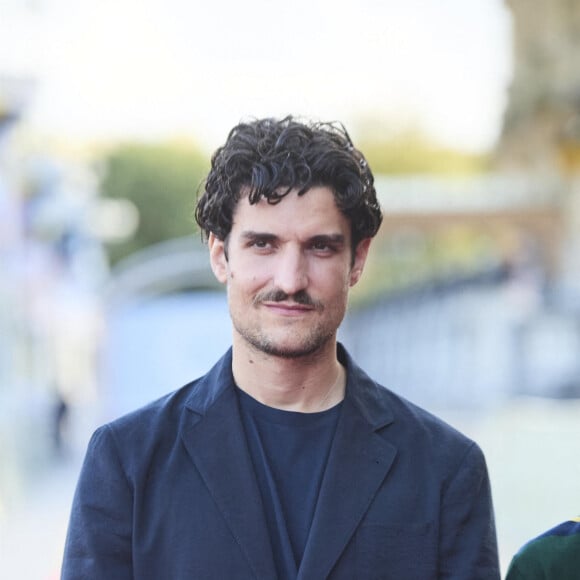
<box><xmin>260</xmin><ymin>344</ymin><xmax>321</xmax><ymax>359</ymax></box>
<box><xmin>243</xmin><ymin>331</ymin><xmax>334</xmax><ymax>359</ymax></box>
<box><xmin>238</xmin><ymin>330</ymin><xmax>333</xmax><ymax>359</ymax></box>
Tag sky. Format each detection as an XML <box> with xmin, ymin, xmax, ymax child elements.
<box><xmin>0</xmin><ymin>0</ymin><xmax>513</xmax><ymax>152</ymax></box>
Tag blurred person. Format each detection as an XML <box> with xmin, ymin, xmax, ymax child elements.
<box><xmin>505</xmin><ymin>517</ymin><xmax>580</xmax><ymax>579</ymax></box>
<box><xmin>61</xmin><ymin>117</ymin><xmax>500</xmax><ymax>579</ymax></box>
<box><xmin>51</xmin><ymin>386</ymin><xmax>69</xmax><ymax>457</ymax></box>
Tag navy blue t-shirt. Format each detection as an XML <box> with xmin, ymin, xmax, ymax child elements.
<box><xmin>237</xmin><ymin>387</ymin><xmax>342</xmax><ymax>580</ymax></box>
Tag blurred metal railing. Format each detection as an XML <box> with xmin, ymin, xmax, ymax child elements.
<box><xmin>104</xmin><ymin>236</ymin><xmax>221</xmax><ymax>305</ymax></box>
<box><xmin>342</xmin><ymin>266</ymin><xmax>580</xmax><ymax>409</ymax></box>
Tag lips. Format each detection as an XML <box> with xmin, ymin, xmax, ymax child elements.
<box><xmin>262</xmin><ymin>302</ymin><xmax>315</xmax><ymax>315</ymax></box>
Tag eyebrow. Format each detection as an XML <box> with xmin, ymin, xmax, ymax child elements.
<box><xmin>240</xmin><ymin>231</ymin><xmax>346</xmax><ymax>246</ymax></box>
<box><xmin>240</xmin><ymin>231</ymin><xmax>278</xmax><ymax>243</ymax></box>
<box><xmin>309</xmin><ymin>234</ymin><xmax>346</xmax><ymax>246</ymax></box>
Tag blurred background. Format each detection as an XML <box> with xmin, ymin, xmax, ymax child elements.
<box><xmin>1</xmin><ymin>0</ymin><xmax>580</xmax><ymax>577</ymax></box>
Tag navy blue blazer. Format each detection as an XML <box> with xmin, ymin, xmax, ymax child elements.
<box><xmin>62</xmin><ymin>346</ymin><xmax>500</xmax><ymax>579</ymax></box>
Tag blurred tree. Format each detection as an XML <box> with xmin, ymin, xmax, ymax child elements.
<box><xmin>100</xmin><ymin>141</ymin><xmax>208</xmax><ymax>265</ymax></box>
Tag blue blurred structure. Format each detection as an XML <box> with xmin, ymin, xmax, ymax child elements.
<box><xmin>100</xmin><ymin>236</ymin><xmax>230</xmax><ymax>420</ymax></box>
<box><xmin>101</xmin><ymin>291</ymin><xmax>231</xmax><ymax>420</ymax></box>
<box><xmin>343</xmin><ymin>266</ymin><xmax>580</xmax><ymax>410</ymax></box>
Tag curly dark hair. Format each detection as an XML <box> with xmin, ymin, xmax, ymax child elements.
<box><xmin>195</xmin><ymin>116</ymin><xmax>383</xmax><ymax>249</ymax></box>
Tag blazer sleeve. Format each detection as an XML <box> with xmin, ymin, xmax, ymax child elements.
<box><xmin>438</xmin><ymin>442</ymin><xmax>500</xmax><ymax>580</ymax></box>
<box><xmin>61</xmin><ymin>425</ymin><xmax>133</xmax><ymax>580</ymax></box>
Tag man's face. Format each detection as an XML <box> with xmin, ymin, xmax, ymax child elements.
<box><xmin>209</xmin><ymin>186</ymin><xmax>371</xmax><ymax>359</ymax></box>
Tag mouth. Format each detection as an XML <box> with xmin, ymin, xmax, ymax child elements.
<box><xmin>262</xmin><ymin>302</ymin><xmax>316</xmax><ymax>316</ymax></box>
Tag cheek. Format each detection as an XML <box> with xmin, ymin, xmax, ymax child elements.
<box><xmin>315</xmin><ymin>267</ymin><xmax>352</xmax><ymax>298</ymax></box>
<box><xmin>240</xmin><ymin>258</ymin><xmax>272</xmax><ymax>282</ymax></box>
<box><xmin>227</xmin><ymin>263</ymin><xmax>269</xmax><ymax>292</ymax></box>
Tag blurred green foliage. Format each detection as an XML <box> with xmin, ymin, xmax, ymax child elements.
<box><xmin>359</xmin><ymin>130</ymin><xmax>489</xmax><ymax>175</ymax></box>
<box><xmin>351</xmin><ymin>227</ymin><xmax>502</xmax><ymax>306</ymax></box>
<box><xmin>100</xmin><ymin>141</ymin><xmax>208</xmax><ymax>265</ymax></box>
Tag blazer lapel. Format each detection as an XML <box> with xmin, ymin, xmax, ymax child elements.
<box><xmin>298</xmin><ymin>364</ymin><xmax>397</xmax><ymax>580</ymax></box>
<box><xmin>180</xmin><ymin>354</ymin><xmax>276</xmax><ymax>580</ymax></box>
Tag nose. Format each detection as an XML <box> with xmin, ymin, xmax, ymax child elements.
<box><xmin>273</xmin><ymin>246</ymin><xmax>309</xmax><ymax>296</ymax></box>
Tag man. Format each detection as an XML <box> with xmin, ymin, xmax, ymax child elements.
<box><xmin>505</xmin><ymin>517</ymin><xmax>580</xmax><ymax>579</ymax></box>
<box><xmin>62</xmin><ymin>117</ymin><xmax>500</xmax><ymax>579</ymax></box>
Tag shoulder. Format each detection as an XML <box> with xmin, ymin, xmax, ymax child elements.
<box><xmin>84</xmin><ymin>378</ymin><xmax>201</xmax><ymax>467</ymax></box>
<box><xmin>88</xmin><ymin>349</ymin><xmax>234</xmax><ymax>462</ymax></box>
<box><xmin>376</xmin><ymin>382</ymin><xmax>482</xmax><ymax>468</ymax></box>
<box><xmin>507</xmin><ymin>519</ymin><xmax>580</xmax><ymax>579</ymax></box>
<box><xmin>101</xmin><ymin>347</ymin><xmax>234</xmax><ymax>440</ymax></box>
<box><xmin>105</xmin><ymin>379</ymin><xmax>199</xmax><ymax>436</ymax></box>
<box><xmin>344</xmin><ymin>347</ymin><xmax>475</xmax><ymax>448</ymax></box>
<box><xmin>380</xmin><ymin>384</ymin><xmax>473</xmax><ymax>445</ymax></box>
<box><xmin>342</xmin><ymin>345</ymin><xmax>484</xmax><ymax>475</ymax></box>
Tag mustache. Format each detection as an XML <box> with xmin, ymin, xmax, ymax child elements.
<box><xmin>254</xmin><ymin>289</ymin><xmax>321</xmax><ymax>309</ymax></box>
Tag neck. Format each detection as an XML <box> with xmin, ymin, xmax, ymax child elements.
<box><xmin>232</xmin><ymin>340</ymin><xmax>346</xmax><ymax>413</ymax></box>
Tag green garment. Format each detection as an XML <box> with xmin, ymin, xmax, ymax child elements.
<box><xmin>505</xmin><ymin>518</ymin><xmax>580</xmax><ymax>580</ymax></box>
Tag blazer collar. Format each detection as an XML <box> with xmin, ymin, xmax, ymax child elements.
<box><xmin>181</xmin><ymin>344</ymin><xmax>397</xmax><ymax>580</ymax></box>
<box><xmin>338</xmin><ymin>342</ymin><xmax>395</xmax><ymax>430</ymax></box>
<box><xmin>181</xmin><ymin>348</ymin><xmax>277</xmax><ymax>579</ymax></box>
<box><xmin>184</xmin><ymin>347</ymin><xmax>235</xmax><ymax>416</ymax></box>
<box><xmin>184</xmin><ymin>344</ymin><xmax>396</xmax><ymax>428</ymax></box>
<box><xmin>298</xmin><ymin>344</ymin><xmax>398</xmax><ymax>579</ymax></box>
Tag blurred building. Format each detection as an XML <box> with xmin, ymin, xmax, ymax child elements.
<box><xmin>497</xmin><ymin>0</ymin><xmax>580</xmax><ymax>292</ymax></box>
<box><xmin>498</xmin><ymin>0</ymin><xmax>580</xmax><ymax>173</ymax></box>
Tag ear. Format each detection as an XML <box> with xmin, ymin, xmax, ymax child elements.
<box><xmin>349</xmin><ymin>238</ymin><xmax>372</xmax><ymax>287</ymax></box>
<box><xmin>208</xmin><ymin>233</ymin><xmax>229</xmax><ymax>284</ymax></box>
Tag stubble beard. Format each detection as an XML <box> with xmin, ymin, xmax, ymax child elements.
<box><xmin>232</xmin><ymin>289</ymin><xmax>343</xmax><ymax>359</ymax></box>
<box><xmin>234</xmin><ymin>320</ymin><xmax>336</xmax><ymax>359</ymax></box>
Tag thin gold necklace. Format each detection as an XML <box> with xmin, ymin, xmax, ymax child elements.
<box><xmin>316</xmin><ymin>365</ymin><xmax>345</xmax><ymax>411</ymax></box>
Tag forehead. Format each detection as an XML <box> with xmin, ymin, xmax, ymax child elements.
<box><xmin>231</xmin><ymin>186</ymin><xmax>350</xmax><ymax>236</ymax></box>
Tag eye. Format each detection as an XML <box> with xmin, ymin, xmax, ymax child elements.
<box><xmin>308</xmin><ymin>235</ymin><xmax>344</xmax><ymax>254</ymax></box>
<box><xmin>253</xmin><ymin>239</ymin><xmax>269</xmax><ymax>248</ymax></box>
<box><xmin>246</xmin><ymin>236</ymin><xmax>277</xmax><ymax>251</ymax></box>
<box><xmin>311</xmin><ymin>240</ymin><xmax>330</xmax><ymax>251</ymax></box>
<box><xmin>309</xmin><ymin>239</ymin><xmax>339</xmax><ymax>255</ymax></box>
